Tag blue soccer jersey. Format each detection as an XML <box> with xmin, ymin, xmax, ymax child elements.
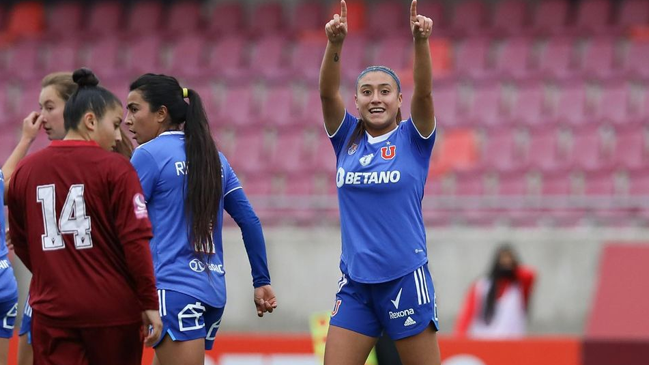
<box><xmin>329</xmin><ymin>112</ymin><xmax>436</xmax><ymax>283</ymax></box>
<box><xmin>131</xmin><ymin>131</ymin><xmax>242</xmax><ymax>308</ymax></box>
<box><xmin>0</xmin><ymin>170</ymin><xmax>19</xmax><ymax>301</ymax></box>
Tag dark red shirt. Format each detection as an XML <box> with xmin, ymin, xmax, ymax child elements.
<box><xmin>8</xmin><ymin>140</ymin><xmax>157</xmax><ymax>327</ymax></box>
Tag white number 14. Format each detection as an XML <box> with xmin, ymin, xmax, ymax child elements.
<box><xmin>37</xmin><ymin>184</ymin><xmax>93</xmax><ymax>251</ymax></box>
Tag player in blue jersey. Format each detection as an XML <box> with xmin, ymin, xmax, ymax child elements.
<box><xmin>319</xmin><ymin>1</ymin><xmax>440</xmax><ymax>364</ymax></box>
<box><xmin>125</xmin><ymin>74</ymin><xmax>277</xmax><ymax>365</ymax></box>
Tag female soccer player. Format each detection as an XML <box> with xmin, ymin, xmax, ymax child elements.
<box><xmin>7</xmin><ymin>68</ymin><xmax>162</xmax><ymax>365</ymax></box>
<box><xmin>125</xmin><ymin>73</ymin><xmax>277</xmax><ymax>365</ymax></box>
<box><xmin>319</xmin><ymin>1</ymin><xmax>441</xmax><ymax>364</ymax></box>
<box><xmin>4</xmin><ymin>72</ymin><xmax>134</xmax><ymax>365</ymax></box>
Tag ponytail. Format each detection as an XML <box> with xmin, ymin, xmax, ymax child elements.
<box><xmin>130</xmin><ymin>74</ymin><xmax>222</xmax><ymax>260</ymax></box>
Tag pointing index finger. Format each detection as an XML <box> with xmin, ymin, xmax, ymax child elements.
<box><xmin>341</xmin><ymin>0</ymin><xmax>347</xmax><ymax>22</ymax></box>
<box><xmin>410</xmin><ymin>0</ymin><xmax>418</xmax><ymax>22</ymax></box>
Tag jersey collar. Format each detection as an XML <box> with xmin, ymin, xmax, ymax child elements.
<box><xmin>366</xmin><ymin>126</ymin><xmax>398</xmax><ymax>145</ymax></box>
<box><xmin>51</xmin><ymin>140</ymin><xmax>99</xmax><ymax>147</ymax></box>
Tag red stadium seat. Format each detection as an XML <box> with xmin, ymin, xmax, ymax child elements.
<box><xmin>621</xmin><ymin>41</ymin><xmax>649</xmax><ymax>78</ymax></box>
<box><xmin>616</xmin><ymin>0</ymin><xmax>649</xmax><ymax>30</ymax></box>
<box><xmin>508</xmin><ymin>81</ymin><xmax>547</xmax><ymax>127</ymax></box>
<box><xmin>123</xmin><ymin>34</ymin><xmax>163</xmax><ymax>75</ymax></box>
<box><xmin>524</xmin><ymin>127</ymin><xmax>567</xmax><ymax>172</ymax></box>
<box><xmin>453</xmin><ymin>37</ymin><xmax>490</xmax><ymax>78</ymax></box>
<box><xmin>290</xmin><ymin>2</ymin><xmax>325</xmax><ymax>35</ymax></box>
<box><xmin>568</xmin><ymin>128</ymin><xmax>607</xmax><ymax>171</ymax></box>
<box><xmin>249</xmin><ymin>35</ymin><xmax>290</xmax><ymax>82</ymax></box>
<box><xmin>490</xmin><ymin>0</ymin><xmax>529</xmax><ymax>36</ymax></box>
<box><xmin>550</xmin><ymin>82</ymin><xmax>589</xmax><ymax>126</ymax></box>
<box><xmin>213</xmin><ymin>85</ymin><xmax>258</xmax><ymax>130</ymax></box>
<box><xmin>496</xmin><ymin>171</ymin><xmax>529</xmax><ymax>196</ymax></box>
<box><xmin>416</xmin><ymin>2</ymin><xmax>446</xmax><ymax>30</ymax></box>
<box><xmin>541</xmin><ymin>171</ymin><xmax>573</xmax><ymax>195</ymax></box>
<box><xmin>340</xmin><ymin>36</ymin><xmax>369</xmax><ymax>84</ymax></box>
<box><xmin>628</xmin><ymin>169</ymin><xmax>649</xmax><ymax>195</ymax></box>
<box><xmin>3</xmin><ymin>40</ymin><xmax>40</xmax><ymax>80</ymax></box>
<box><xmin>450</xmin><ymin>0</ymin><xmax>487</xmax><ymax>36</ymax></box>
<box><xmin>493</xmin><ymin>37</ymin><xmax>533</xmax><ymax>80</ymax></box>
<box><xmin>480</xmin><ymin>128</ymin><xmax>521</xmax><ymax>171</ymax></box>
<box><xmin>535</xmin><ymin>37</ymin><xmax>577</xmax><ymax>79</ymax></box>
<box><xmin>86</xmin><ymin>1</ymin><xmax>123</xmax><ymax>38</ymax></box>
<box><xmin>290</xmin><ymin>38</ymin><xmax>327</xmax><ymax>85</ymax></box>
<box><xmin>368</xmin><ymin>36</ymin><xmax>412</xmax><ymax>72</ymax></box>
<box><xmin>46</xmin><ymin>2</ymin><xmax>83</xmax><ymax>37</ymax></box>
<box><xmin>167</xmin><ymin>1</ymin><xmax>202</xmax><ymax>37</ymax></box>
<box><xmin>125</xmin><ymin>1</ymin><xmax>163</xmax><ymax>36</ymax></box>
<box><xmin>366</xmin><ymin>1</ymin><xmax>407</xmax><ymax>38</ymax></box>
<box><xmin>83</xmin><ymin>37</ymin><xmax>124</xmax><ymax>78</ymax></box>
<box><xmin>612</xmin><ymin>129</ymin><xmax>647</xmax><ymax>170</ymax></box>
<box><xmin>4</xmin><ymin>1</ymin><xmax>45</xmax><ymax>41</ymax></box>
<box><xmin>578</xmin><ymin>37</ymin><xmax>617</xmax><ymax>79</ymax></box>
<box><xmin>310</xmin><ymin>136</ymin><xmax>337</xmax><ymax>176</ymax></box>
<box><xmin>464</xmin><ymin>83</ymin><xmax>505</xmax><ymax>127</ymax></box>
<box><xmin>249</xmin><ymin>2</ymin><xmax>284</xmax><ymax>36</ymax></box>
<box><xmin>593</xmin><ymin>81</ymin><xmax>630</xmax><ymax>125</ymax></box>
<box><xmin>268</xmin><ymin>131</ymin><xmax>309</xmax><ymax>175</ymax></box>
<box><xmin>259</xmin><ymin>86</ymin><xmax>297</xmax><ymax>129</ymax></box>
<box><xmin>530</xmin><ymin>0</ymin><xmax>569</xmax><ymax>36</ymax></box>
<box><xmin>453</xmin><ymin>171</ymin><xmax>485</xmax><ymax>196</ymax></box>
<box><xmin>573</xmin><ymin>0</ymin><xmax>612</xmax><ymax>35</ymax></box>
<box><xmin>227</xmin><ymin>131</ymin><xmax>266</xmax><ymax>176</ymax></box>
<box><xmin>165</xmin><ymin>33</ymin><xmax>207</xmax><ymax>78</ymax></box>
<box><xmin>206</xmin><ymin>2</ymin><xmax>243</xmax><ymax>37</ymax></box>
<box><xmin>42</xmin><ymin>39</ymin><xmax>80</xmax><ymax>74</ymax></box>
<box><xmin>431</xmin><ymin>85</ymin><xmax>458</xmax><ymax>128</ymax></box>
<box><xmin>205</xmin><ymin>36</ymin><xmax>248</xmax><ymax>82</ymax></box>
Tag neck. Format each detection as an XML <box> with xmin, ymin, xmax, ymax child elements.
<box><xmin>365</xmin><ymin>123</ymin><xmax>397</xmax><ymax>138</ymax></box>
<box><xmin>64</xmin><ymin>129</ymin><xmax>91</xmax><ymax>141</ymax></box>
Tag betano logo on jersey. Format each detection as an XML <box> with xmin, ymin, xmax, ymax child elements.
<box><xmin>336</xmin><ymin>167</ymin><xmax>401</xmax><ymax>188</ymax></box>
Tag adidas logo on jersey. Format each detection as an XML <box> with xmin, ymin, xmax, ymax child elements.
<box><xmin>404</xmin><ymin>316</ymin><xmax>417</xmax><ymax>327</ymax></box>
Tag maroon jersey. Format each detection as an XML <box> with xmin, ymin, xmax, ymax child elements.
<box><xmin>7</xmin><ymin>140</ymin><xmax>157</xmax><ymax>327</ymax></box>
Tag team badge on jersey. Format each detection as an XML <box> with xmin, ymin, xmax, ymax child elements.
<box><xmin>359</xmin><ymin>153</ymin><xmax>374</xmax><ymax>166</ymax></box>
<box><xmin>381</xmin><ymin>145</ymin><xmax>397</xmax><ymax>160</ymax></box>
<box><xmin>133</xmin><ymin>193</ymin><xmax>149</xmax><ymax>219</ymax></box>
<box><xmin>347</xmin><ymin>143</ymin><xmax>358</xmax><ymax>155</ymax></box>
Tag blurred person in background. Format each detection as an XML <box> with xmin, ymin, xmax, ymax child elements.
<box><xmin>4</xmin><ymin>71</ymin><xmax>133</xmax><ymax>365</ymax></box>
<box><xmin>126</xmin><ymin>73</ymin><xmax>277</xmax><ymax>365</ymax></box>
<box><xmin>454</xmin><ymin>244</ymin><xmax>536</xmax><ymax>339</ymax></box>
<box><xmin>7</xmin><ymin>67</ymin><xmax>161</xmax><ymax>365</ymax></box>
<box><xmin>319</xmin><ymin>1</ymin><xmax>440</xmax><ymax>364</ymax></box>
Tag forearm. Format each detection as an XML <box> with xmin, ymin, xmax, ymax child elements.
<box><xmin>122</xmin><ymin>237</ymin><xmax>158</xmax><ymax>310</ymax></box>
<box><xmin>319</xmin><ymin>41</ymin><xmax>344</xmax><ymax>100</ymax></box>
<box><xmin>2</xmin><ymin>138</ymin><xmax>34</xmax><ymax>197</ymax></box>
<box><xmin>413</xmin><ymin>38</ymin><xmax>433</xmax><ymax>97</ymax></box>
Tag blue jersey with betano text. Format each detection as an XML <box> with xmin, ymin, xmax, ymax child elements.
<box><xmin>131</xmin><ymin>131</ymin><xmax>241</xmax><ymax>308</ymax></box>
<box><xmin>330</xmin><ymin>111</ymin><xmax>436</xmax><ymax>284</ymax></box>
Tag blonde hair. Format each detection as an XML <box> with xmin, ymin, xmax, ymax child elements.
<box><xmin>41</xmin><ymin>72</ymin><xmax>77</xmax><ymax>101</ymax></box>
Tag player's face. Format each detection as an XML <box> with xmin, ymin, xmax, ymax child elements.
<box><xmin>125</xmin><ymin>90</ymin><xmax>159</xmax><ymax>145</ymax></box>
<box><xmin>39</xmin><ymin>85</ymin><xmax>67</xmax><ymax>140</ymax></box>
<box><xmin>355</xmin><ymin>71</ymin><xmax>402</xmax><ymax>136</ymax></box>
<box><xmin>93</xmin><ymin>104</ymin><xmax>124</xmax><ymax>152</ymax></box>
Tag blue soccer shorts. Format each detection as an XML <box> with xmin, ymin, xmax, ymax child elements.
<box><xmin>329</xmin><ymin>264</ymin><xmax>439</xmax><ymax>340</ymax></box>
<box><xmin>0</xmin><ymin>298</ymin><xmax>18</xmax><ymax>339</ymax></box>
<box><xmin>154</xmin><ymin>289</ymin><xmax>224</xmax><ymax>350</ymax></box>
<box><xmin>19</xmin><ymin>296</ymin><xmax>32</xmax><ymax>343</ymax></box>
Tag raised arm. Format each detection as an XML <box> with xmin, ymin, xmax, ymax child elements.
<box><xmin>2</xmin><ymin>112</ymin><xmax>42</xmax><ymax>199</ymax></box>
<box><xmin>319</xmin><ymin>0</ymin><xmax>348</xmax><ymax>135</ymax></box>
<box><xmin>409</xmin><ymin>0</ymin><xmax>435</xmax><ymax>136</ymax></box>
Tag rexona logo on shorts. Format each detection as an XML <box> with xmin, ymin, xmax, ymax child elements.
<box><xmin>336</xmin><ymin>167</ymin><xmax>401</xmax><ymax>188</ymax></box>
<box><xmin>389</xmin><ymin>308</ymin><xmax>415</xmax><ymax>320</ymax></box>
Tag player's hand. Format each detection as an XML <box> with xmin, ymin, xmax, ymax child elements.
<box><xmin>141</xmin><ymin>309</ymin><xmax>162</xmax><ymax>347</ymax></box>
<box><xmin>410</xmin><ymin>0</ymin><xmax>433</xmax><ymax>40</ymax></box>
<box><xmin>5</xmin><ymin>229</ymin><xmax>11</xmax><ymax>252</ymax></box>
<box><xmin>21</xmin><ymin>112</ymin><xmax>43</xmax><ymax>142</ymax></box>
<box><xmin>254</xmin><ymin>285</ymin><xmax>277</xmax><ymax>317</ymax></box>
<box><xmin>325</xmin><ymin>0</ymin><xmax>348</xmax><ymax>44</ymax></box>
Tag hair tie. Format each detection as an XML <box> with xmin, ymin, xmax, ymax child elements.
<box><xmin>182</xmin><ymin>88</ymin><xmax>189</xmax><ymax>98</ymax></box>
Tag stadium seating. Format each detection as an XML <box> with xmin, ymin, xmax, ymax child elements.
<box><xmin>0</xmin><ymin>0</ymin><xmax>647</xmax><ymax>227</ymax></box>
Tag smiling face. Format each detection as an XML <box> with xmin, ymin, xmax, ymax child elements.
<box><xmin>39</xmin><ymin>85</ymin><xmax>68</xmax><ymax>140</ymax></box>
<box><xmin>355</xmin><ymin>71</ymin><xmax>402</xmax><ymax>136</ymax></box>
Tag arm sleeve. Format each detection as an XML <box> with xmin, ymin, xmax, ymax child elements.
<box><xmin>130</xmin><ymin>147</ymin><xmax>159</xmax><ymax>202</ymax></box>
<box><xmin>110</xmin><ymin>163</ymin><xmax>158</xmax><ymax>311</ymax></box>
<box><xmin>224</xmin><ymin>188</ymin><xmax>271</xmax><ymax>288</ymax></box>
<box><xmin>7</xmin><ymin>169</ymin><xmax>31</xmax><ymax>271</ymax></box>
<box><xmin>516</xmin><ymin>266</ymin><xmax>536</xmax><ymax>311</ymax></box>
<box><xmin>454</xmin><ymin>282</ymin><xmax>478</xmax><ymax>337</ymax></box>
<box><xmin>329</xmin><ymin>111</ymin><xmax>359</xmax><ymax>158</ymax></box>
<box><xmin>404</xmin><ymin>117</ymin><xmax>437</xmax><ymax>160</ymax></box>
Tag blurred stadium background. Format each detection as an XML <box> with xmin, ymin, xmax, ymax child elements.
<box><xmin>1</xmin><ymin>0</ymin><xmax>648</xmax><ymax>364</ymax></box>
